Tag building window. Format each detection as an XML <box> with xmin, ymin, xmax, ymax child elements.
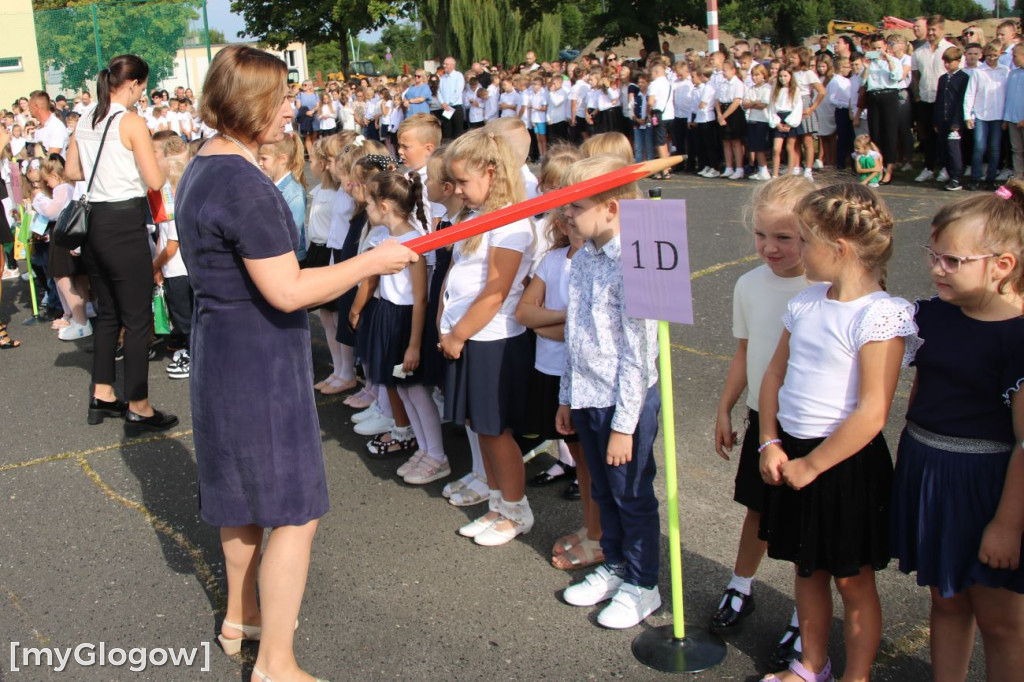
<box><xmin>0</xmin><ymin>57</ymin><xmax>23</xmax><ymax>73</ymax></box>
<box><xmin>286</xmin><ymin>50</ymin><xmax>296</xmax><ymax>67</ymax></box>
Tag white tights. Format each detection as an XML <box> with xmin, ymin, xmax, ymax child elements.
<box><xmin>466</xmin><ymin>426</ymin><xmax>486</xmax><ymax>479</ymax></box>
<box><xmin>318</xmin><ymin>309</ymin><xmax>354</xmax><ymax>381</ymax></box>
<box><xmin>396</xmin><ymin>384</ymin><xmax>444</xmax><ymax>460</ymax></box>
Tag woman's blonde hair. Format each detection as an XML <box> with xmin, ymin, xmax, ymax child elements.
<box><xmin>259</xmin><ymin>131</ymin><xmax>307</xmax><ymax>190</ymax></box>
<box><xmin>581</xmin><ymin>132</ymin><xmax>633</xmax><ymax>164</ymax></box>
<box><xmin>796</xmin><ymin>183</ymin><xmax>895</xmax><ymax>289</ymax></box>
<box><xmin>930</xmin><ymin>178</ymin><xmax>1024</xmax><ymax>295</ymax></box>
<box><xmin>445</xmin><ymin>128</ymin><xmax>524</xmax><ymax>254</ymax></box>
<box><xmin>199</xmin><ymin>45</ymin><xmax>287</xmax><ymax>140</ymax></box>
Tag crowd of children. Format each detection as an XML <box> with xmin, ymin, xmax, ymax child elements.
<box><xmin>1</xmin><ymin>26</ymin><xmax>1023</xmax><ymax>679</ymax></box>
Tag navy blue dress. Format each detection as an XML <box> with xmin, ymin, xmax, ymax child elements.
<box><xmin>175</xmin><ymin>155</ymin><xmax>329</xmax><ymax>528</ymax></box>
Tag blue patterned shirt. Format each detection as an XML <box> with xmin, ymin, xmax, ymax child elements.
<box><xmin>559</xmin><ymin>235</ymin><xmax>659</xmax><ymax>434</ymax></box>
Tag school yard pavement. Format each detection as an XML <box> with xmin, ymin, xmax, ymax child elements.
<box><xmin>0</xmin><ymin>174</ymin><xmax>980</xmax><ymax>681</ymax></box>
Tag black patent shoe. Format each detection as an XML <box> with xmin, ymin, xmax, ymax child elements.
<box><xmin>769</xmin><ymin>624</ymin><xmax>802</xmax><ymax>670</ymax></box>
<box><xmin>710</xmin><ymin>588</ymin><xmax>755</xmax><ymax>633</ymax></box>
<box><xmin>529</xmin><ymin>464</ymin><xmax>575</xmax><ymax>487</ymax></box>
<box><xmin>563</xmin><ymin>478</ymin><xmax>581</xmax><ymax>500</ymax></box>
<box><xmin>124</xmin><ymin>409</ymin><xmax>179</xmax><ymax>437</ymax></box>
<box><xmin>88</xmin><ymin>396</ymin><xmax>128</xmax><ymax>425</ymax></box>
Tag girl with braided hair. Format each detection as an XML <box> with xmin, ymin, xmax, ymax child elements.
<box><xmin>756</xmin><ymin>183</ymin><xmax>920</xmax><ymax>682</ymax></box>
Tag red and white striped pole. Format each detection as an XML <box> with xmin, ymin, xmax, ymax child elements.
<box><xmin>707</xmin><ymin>0</ymin><xmax>719</xmax><ymax>54</ymax></box>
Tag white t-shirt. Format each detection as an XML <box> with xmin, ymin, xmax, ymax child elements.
<box><xmin>793</xmin><ymin>69</ymin><xmax>821</xmax><ymax>100</ymax></box>
<box><xmin>732</xmin><ymin>264</ymin><xmax>810</xmax><ymax>411</ymax></box>
<box><xmin>306</xmin><ymin>184</ymin><xmax>336</xmax><ymax>245</ymax></box>
<box><xmin>440</xmin><ymin>215</ymin><xmax>535</xmax><ymax>341</ymax></box>
<box><xmin>570</xmin><ymin>79</ymin><xmax>591</xmax><ymax>119</ymax></box>
<box><xmin>777</xmin><ymin>283</ymin><xmax>917</xmax><ymax>438</ymax></box>
<box><xmin>378</xmin><ymin>228</ymin><xmax>425</xmax><ymax>305</ymax></box>
<box><xmin>157</xmin><ymin>220</ymin><xmax>188</xmax><ymax>279</ymax></box>
<box><xmin>499</xmin><ymin>91</ymin><xmax>519</xmax><ymax>118</ymax></box>
<box><xmin>647</xmin><ymin>76</ymin><xmax>674</xmax><ymax>118</ymax></box>
<box><xmin>521</xmin><ymin>164</ymin><xmax>539</xmax><ymax>200</ymax></box>
<box><xmin>530</xmin><ymin>89</ymin><xmax>549</xmax><ymax>123</ymax></box>
<box><xmin>533</xmin><ymin>246</ymin><xmax>573</xmax><ymax>376</ymax></box>
<box><xmin>36</xmin><ymin>114</ymin><xmax>68</xmax><ymax>154</ymax></box>
<box><xmin>744</xmin><ymin>82</ymin><xmax>772</xmax><ymax>123</ymax></box>
<box><xmin>547</xmin><ymin>87</ymin><xmax>568</xmax><ymax>124</ymax></box>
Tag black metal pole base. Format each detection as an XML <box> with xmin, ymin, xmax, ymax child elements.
<box><xmin>632</xmin><ymin>624</ymin><xmax>727</xmax><ymax>674</ymax></box>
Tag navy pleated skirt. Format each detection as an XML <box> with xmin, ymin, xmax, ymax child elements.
<box><xmin>365</xmin><ymin>298</ymin><xmax>421</xmax><ymax>386</ymax></box>
<box><xmin>443</xmin><ymin>332</ymin><xmax>532</xmax><ymax>437</ymax></box>
<box><xmin>891</xmin><ymin>424</ymin><xmax>1024</xmax><ymax>597</ymax></box>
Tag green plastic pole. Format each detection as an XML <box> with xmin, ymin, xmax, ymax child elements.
<box><xmin>91</xmin><ymin>3</ymin><xmax>103</xmax><ymax>71</ymax></box>
<box><xmin>658</xmin><ymin>319</ymin><xmax>685</xmax><ymax>640</ymax></box>
<box><xmin>18</xmin><ymin>211</ymin><xmax>39</xmax><ymax>319</ymax></box>
<box><xmin>202</xmin><ymin>0</ymin><xmax>212</xmax><ymax>64</ymax></box>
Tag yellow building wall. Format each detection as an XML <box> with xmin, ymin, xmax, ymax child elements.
<box><xmin>0</xmin><ymin>0</ymin><xmax>44</xmax><ymax>105</ymax></box>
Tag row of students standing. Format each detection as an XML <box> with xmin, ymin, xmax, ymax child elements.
<box><xmin>707</xmin><ymin>173</ymin><xmax>1024</xmax><ymax>682</ymax></box>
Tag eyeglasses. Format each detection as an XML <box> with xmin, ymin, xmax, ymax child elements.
<box><xmin>921</xmin><ymin>245</ymin><xmax>999</xmax><ymax>273</ymax></box>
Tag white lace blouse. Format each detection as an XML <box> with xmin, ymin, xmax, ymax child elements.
<box><xmin>777</xmin><ymin>283</ymin><xmax>919</xmax><ymax>439</ymax></box>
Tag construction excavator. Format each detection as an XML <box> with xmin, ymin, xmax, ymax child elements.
<box><xmin>827</xmin><ymin>16</ymin><xmax>915</xmax><ymax>40</ymax></box>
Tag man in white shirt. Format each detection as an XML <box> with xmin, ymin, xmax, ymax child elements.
<box><xmin>646</xmin><ymin>63</ymin><xmax>674</xmax><ymax>168</ymax></box>
<box><xmin>438</xmin><ymin>56</ymin><xmax>466</xmax><ymax>140</ymax></box>
<box><xmin>73</xmin><ymin>91</ymin><xmax>92</xmax><ymax>116</ymax></box>
<box><xmin>912</xmin><ymin>14</ymin><xmax>955</xmax><ymax>181</ymax></box>
<box><xmin>28</xmin><ymin>91</ymin><xmax>67</xmax><ymax>157</ymax></box>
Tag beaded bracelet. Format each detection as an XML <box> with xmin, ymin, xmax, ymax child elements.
<box><xmin>757</xmin><ymin>439</ymin><xmax>782</xmax><ymax>454</ymax></box>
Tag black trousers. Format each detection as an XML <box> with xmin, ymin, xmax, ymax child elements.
<box><xmin>914</xmin><ymin>101</ymin><xmax>937</xmax><ymax>169</ymax></box>
<box><xmin>82</xmin><ymin>198</ymin><xmax>154</xmax><ymax>401</ymax></box>
<box><xmin>866</xmin><ymin>89</ymin><xmax>899</xmax><ymax>169</ymax></box>
<box><xmin>548</xmin><ymin>120</ymin><xmax>569</xmax><ymax>144</ymax></box>
<box><xmin>441</xmin><ymin>105</ymin><xmax>465</xmax><ymax>140</ymax></box>
<box><xmin>835</xmin><ymin>107</ymin><xmax>854</xmax><ymax>170</ymax></box>
<box><xmin>163</xmin><ymin>274</ymin><xmax>193</xmax><ymax>346</ymax></box>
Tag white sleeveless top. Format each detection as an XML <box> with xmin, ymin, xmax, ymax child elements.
<box><xmin>75</xmin><ymin>103</ymin><xmax>146</xmax><ymax>202</ymax></box>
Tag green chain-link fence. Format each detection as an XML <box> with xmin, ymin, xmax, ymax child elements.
<box><xmin>33</xmin><ymin>0</ymin><xmax>211</xmax><ymax>92</ymax></box>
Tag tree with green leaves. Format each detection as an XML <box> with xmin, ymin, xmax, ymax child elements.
<box><xmin>230</xmin><ymin>0</ymin><xmax>410</xmax><ymax>71</ymax></box>
<box><xmin>419</xmin><ymin>0</ymin><xmax>563</xmax><ymax>65</ymax></box>
<box><xmin>33</xmin><ymin>0</ymin><xmax>199</xmax><ymax>91</ymax></box>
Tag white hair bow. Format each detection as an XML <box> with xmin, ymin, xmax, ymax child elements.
<box><xmin>353</xmin><ymin>135</ymin><xmax>365</xmax><ymax>147</ymax></box>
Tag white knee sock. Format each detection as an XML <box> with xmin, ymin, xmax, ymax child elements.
<box><xmin>466</xmin><ymin>426</ymin><xmax>485</xmax><ymax>479</ymax></box>
<box><xmin>488</xmin><ymin>489</ymin><xmax>502</xmax><ymax>513</ymax></box>
<box><xmin>556</xmin><ymin>439</ymin><xmax>575</xmax><ymax>468</ymax></box>
<box><xmin>319</xmin><ymin>310</ymin><xmax>344</xmax><ymax>378</ymax></box>
<box><xmin>337</xmin><ymin>343</ymin><xmax>355</xmax><ymax>382</ymax></box>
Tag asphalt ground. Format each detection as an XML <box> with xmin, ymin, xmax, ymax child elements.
<box><xmin>0</xmin><ymin>173</ymin><xmax>984</xmax><ymax>681</ymax></box>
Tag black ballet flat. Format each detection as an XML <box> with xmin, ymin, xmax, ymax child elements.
<box><xmin>124</xmin><ymin>409</ymin><xmax>179</xmax><ymax>437</ymax></box>
<box><xmin>709</xmin><ymin>588</ymin><xmax>755</xmax><ymax>633</ymax></box>
<box><xmin>88</xmin><ymin>396</ymin><xmax>128</xmax><ymax>425</ymax></box>
<box><xmin>562</xmin><ymin>478</ymin><xmax>581</xmax><ymax>500</ymax></box>
<box><xmin>769</xmin><ymin>624</ymin><xmax>802</xmax><ymax>670</ymax></box>
<box><xmin>528</xmin><ymin>465</ymin><xmax>574</xmax><ymax>487</ymax></box>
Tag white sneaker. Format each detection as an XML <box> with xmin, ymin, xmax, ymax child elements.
<box><xmin>900</xmin><ymin>162</ymin><xmax>913</xmax><ymax>172</ymax></box>
<box><xmin>790</xmin><ymin>166</ymin><xmax>802</xmax><ymax>175</ymax></box>
<box><xmin>996</xmin><ymin>168</ymin><xmax>1013</xmax><ymax>182</ymax></box>
<box><xmin>757</xmin><ymin>169</ymin><xmax>773</xmax><ymax>180</ymax></box>
<box><xmin>352</xmin><ymin>403</ymin><xmax>382</xmax><ymax>424</ymax></box>
<box><xmin>729</xmin><ymin>168</ymin><xmax>744</xmax><ymax>180</ymax></box>
<box><xmin>697</xmin><ymin>167</ymin><xmax>710</xmax><ymax>177</ymax></box>
<box><xmin>936</xmin><ymin>168</ymin><xmax>950</xmax><ymax>183</ymax></box>
<box><xmin>57</xmin><ymin>319</ymin><xmax>93</xmax><ymax>341</ymax></box>
<box><xmin>396</xmin><ymin>450</ymin><xmax>427</xmax><ymax>478</ymax></box>
<box><xmin>703</xmin><ymin>168</ymin><xmax>721</xmax><ymax>178</ymax></box>
<box><xmin>563</xmin><ymin>565</ymin><xmax>624</xmax><ymax>607</ymax></box>
<box><xmin>597</xmin><ymin>584</ymin><xmax>662</xmax><ymax>629</ymax></box>
<box><xmin>353</xmin><ymin>413</ymin><xmax>393</xmax><ymax>436</ymax></box>
<box><xmin>803</xmin><ymin>168</ymin><xmax>814</xmax><ymax>181</ymax></box>
<box><xmin>915</xmin><ymin>168</ymin><xmax>935</xmax><ymax>182</ymax></box>
<box><xmin>1</xmin><ymin>267</ymin><xmax>19</xmax><ymax>281</ymax></box>
<box><xmin>812</xmin><ymin>159</ymin><xmax>824</xmax><ymax>170</ymax></box>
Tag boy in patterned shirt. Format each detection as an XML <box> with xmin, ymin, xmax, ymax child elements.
<box><xmin>556</xmin><ymin>155</ymin><xmax>661</xmax><ymax>629</ymax></box>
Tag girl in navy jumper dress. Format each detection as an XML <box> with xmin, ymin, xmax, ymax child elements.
<box><xmin>891</xmin><ymin>181</ymin><xmax>1024</xmax><ymax>681</ymax></box>
<box><xmin>363</xmin><ymin>171</ymin><xmax>449</xmax><ymax>485</ymax></box>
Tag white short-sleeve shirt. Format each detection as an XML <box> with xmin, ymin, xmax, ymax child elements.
<box><xmin>440</xmin><ymin>215</ymin><xmax>535</xmax><ymax>341</ymax></box>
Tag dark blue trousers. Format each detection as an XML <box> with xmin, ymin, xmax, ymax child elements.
<box><xmin>572</xmin><ymin>383</ymin><xmax>661</xmax><ymax>587</ymax></box>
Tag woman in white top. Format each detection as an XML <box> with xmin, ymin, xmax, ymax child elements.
<box><xmin>65</xmin><ymin>54</ymin><xmax>175</xmax><ymax>433</ymax></box>
<box><xmin>964</xmin><ymin>42</ymin><xmax>1011</xmax><ymax>188</ymax></box>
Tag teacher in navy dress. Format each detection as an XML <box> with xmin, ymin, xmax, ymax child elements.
<box><xmin>175</xmin><ymin>45</ymin><xmax>417</xmax><ymax>682</ymax></box>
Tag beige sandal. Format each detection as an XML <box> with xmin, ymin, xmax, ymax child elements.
<box><xmin>551</xmin><ymin>538</ymin><xmax>604</xmax><ymax>571</ymax></box>
<box><xmin>551</xmin><ymin>527</ymin><xmax>588</xmax><ymax>556</ymax></box>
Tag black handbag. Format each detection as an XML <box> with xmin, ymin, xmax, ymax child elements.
<box><xmin>53</xmin><ymin>111</ymin><xmax>122</xmax><ymax>249</ymax></box>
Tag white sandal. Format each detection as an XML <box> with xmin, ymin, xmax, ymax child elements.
<box><xmin>449</xmin><ymin>475</ymin><xmax>489</xmax><ymax>507</ymax></box>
